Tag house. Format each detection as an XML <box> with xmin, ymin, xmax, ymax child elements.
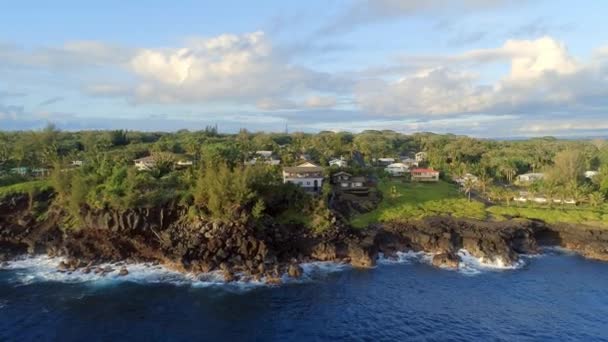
<box><xmin>255</xmin><ymin>150</ymin><xmax>273</xmax><ymax>159</ymax></box>
<box><xmin>454</xmin><ymin>173</ymin><xmax>478</xmax><ymax>185</ymax></box>
<box><xmin>134</xmin><ymin>156</ymin><xmax>156</xmax><ymax>171</ymax></box>
<box><xmin>377</xmin><ymin>157</ymin><xmax>395</xmax><ymax>166</ymax></box>
<box><xmin>329</xmin><ymin>157</ymin><xmax>348</xmax><ymax>168</ymax></box>
<box><xmin>332</xmin><ymin>171</ymin><xmax>352</xmax><ymax>182</ymax></box>
<box><xmin>332</xmin><ymin>171</ymin><xmax>367</xmax><ymax>194</ymax></box>
<box><xmin>517</xmin><ymin>173</ymin><xmax>544</xmax><ymax>183</ymax></box>
<box><xmin>246</xmin><ymin>150</ymin><xmax>281</xmax><ymax>166</ymax></box>
<box><xmin>415</xmin><ymin>152</ymin><xmax>427</xmax><ymax>163</ymax></box>
<box><xmin>282</xmin><ymin>161</ymin><xmax>324</xmax><ymax>192</ymax></box>
<box><xmin>71</xmin><ymin>160</ymin><xmax>83</xmax><ymax>167</ymax></box>
<box><xmin>10</xmin><ymin>167</ymin><xmax>28</xmax><ymax>176</ymax></box>
<box><xmin>385</xmin><ymin>163</ymin><xmax>409</xmax><ymax>177</ymax></box>
<box><xmin>31</xmin><ymin>168</ymin><xmax>50</xmax><ymax>177</ymax></box>
<box><xmin>585</xmin><ymin>170</ymin><xmax>599</xmax><ymax>179</ymax></box>
<box><xmin>411</xmin><ymin>168</ymin><xmax>440</xmax><ymax>182</ymax></box>
<box><xmin>401</xmin><ymin>157</ymin><xmax>418</xmax><ymax>168</ymax></box>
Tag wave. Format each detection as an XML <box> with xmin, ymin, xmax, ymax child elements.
<box><xmin>377</xmin><ymin>249</ymin><xmax>526</xmax><ymax>276</ymax></box>
<box><xmin>0</xmin><ymin>255</ymin><xmax>352</xmax><ymax>289</ymax></box>
<box><xmin>377</xmin><ymin>251</ymin><xmax>434</xmax><ymax>265</ymax></box>
<box><xmin>456</xmin><ymin>249</ymin><xmax>526</xmax><ymax>275</ymax></box>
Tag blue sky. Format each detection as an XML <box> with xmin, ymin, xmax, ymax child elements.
<box><xmin>1</xmin><ymin>0</ymin><xmax>608</xmax><ymax>137</ymax></box>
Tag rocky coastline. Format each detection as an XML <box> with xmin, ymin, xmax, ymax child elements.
<box><xmin>1</xmin><ymin>192</ymin><xmax>607</xmax><ymax>283</ymax></box>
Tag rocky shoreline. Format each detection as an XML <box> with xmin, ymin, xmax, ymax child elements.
<box><xmin>1</xmin><ymin>192</ymin><xmax>608</xmax><ymax>283</ymax></box>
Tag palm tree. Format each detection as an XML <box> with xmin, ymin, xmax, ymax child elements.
<box><xmin>500</xmin><ymin>162</ymin><xmax>517</xmax><ymax>184</ymax></box>
<box><xmin>462</xmin><ymin>177</ymin><xmax>476</xmax><ymax>202</ymax></box>
<box><xmin>476</xmin><ymin>172</ymin><xmax>493</xmax><ymax>196</ymax></box>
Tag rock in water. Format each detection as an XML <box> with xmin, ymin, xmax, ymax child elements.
<box><xmin>57</xmin><ymin>261</ymin><xmax>69</xmax><ymax>272</ymax></box>
<box><xmin>432</xmin><ymin>252</ymin><xmax>460</xmax><ymax>269</ymax></box>
<box><xmin>288</xmin><ymin>264</ymin><xmax>303</xmax><ymax>278</ymax></box>
<box><xmin>222</xmin><ymin>270</ymin><xmax>235</xmax><ymax>282</ymax></box>
<box><xmin>118</xmin><ymin>267</ymin><xmax>129</xmax><ymax>276</ymax></box>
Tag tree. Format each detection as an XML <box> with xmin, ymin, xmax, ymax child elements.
<box><xmin>462</xmin><ymin>177</ymin><xmax>476</xmax><ymax>202</ymax></box>
<box><xmin>150</xmin><ymin>152</ymin><xmax>176</xmax><ymax>179</ymax></box>
<box><xmin>549</xmin><ymin>149</ymin><xmax>586</xmax><ymax>186</ymax></box>
<box><xmin>588</xmin><ymin>192</ymin><xmax>605</xmax><ymax>208</ymax></box>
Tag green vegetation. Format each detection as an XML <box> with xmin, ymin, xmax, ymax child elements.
<box><xmin>0</xmin><ymin>180</ymin><xmax>51</xmax><ymax>199</ymax></box>
<box><xmin>351</xmin><ymin>180</ymin><xmax>466</xmax><ymax>227</ymax></box>
<box><xmin>2</xmin><ymin>125</ymin><xmax>608</xmax><ymax>231</ymax></box>
<box><xmin>488</xmin><ymin>205</ymin><xmax>608</xmax><ymax>227</ymax></box>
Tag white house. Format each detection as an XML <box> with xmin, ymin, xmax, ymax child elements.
<box><xmin>71</xmin><ymin>160</ymin><xmax>84</xmax><ymax>167</ymax></box>
<box><xmin>385</xmin><ymin>163</ymin><xmax>409</xmax><ymax>176</ymax></box>
<box><xmin>282</xmin><ymin>162</ymin><xmax>324</xmax><ymax>192</ymax></box>
<box><xmin>176</xmin><ymin>160</ymin><xmax>194</xmax><ymax>167</ymax></box>
<box><xmin>415</xmin><ymin>152</ymin><xmax>427</xmax><ymax>163</ymax></box>
<box><xmin>401</xmin><ymin>157</ymin><xmax>418</xmax><ymax>168</ymax></box>
<box><xmin>517</xmin><ymin>173</ymin><xmax>544</xmax><ymax>183</ymax></box>
<box><xmin>134</xmin><ymin>156</ymin><xmax>156</xmax><ymax>171</ymax></box>
<box><xmin>329</xmin><ymin>157</ymin><xmax>348</xmax><ymax>168</ymax></box>
<box><xmin>255</xmin><ymin>150</ymin><xmax>273</xmax><ymax>158</ymax></box>
<box><xmin>585</xmin><ymin>170</ymin><xmax>599</xmax><ymax>179</ymax></box>
<box><xmin>377</xmin><ymin>157</ymin><xmax>395</xmax><ymax>166</ymax></box>
<box><xmin>455</xmin><ymin>173</ymin><xmax>478</xmax><ymax>185</ymax></box>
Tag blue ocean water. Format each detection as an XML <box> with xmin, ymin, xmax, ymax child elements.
<box><xmin>1</xmin><ymin>250</ymin><xmax>608</xmax><ymax>342</ymax></box>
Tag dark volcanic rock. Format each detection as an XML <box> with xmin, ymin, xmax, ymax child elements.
<box><xmin>432</xmin><ymin>252</ymin><xmax>460</xmax><ymax>269</ymax></box>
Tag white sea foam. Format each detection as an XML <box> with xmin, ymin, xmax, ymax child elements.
<box><xmin>0</xmin><ymin>255</ymin><xmax>353</xmax><ymax>289</ymax></box>
<box><xmin>377</xmin><ymin>251</ymin><xmax>434</xmax><ymax>265</ymax></box>
<box><xmin>456</xmin><ymin>249</ymin><xmax>526</xmax><ymax>275</ymax></box>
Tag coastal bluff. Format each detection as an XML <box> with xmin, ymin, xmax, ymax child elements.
<box><xmin>1</xmin><ymin>192</ymin><xmax>607</xmax><ymax>281</ymax></box>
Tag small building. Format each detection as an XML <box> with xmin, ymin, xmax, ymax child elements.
<box><xmin>282</xmin><ymin>162</ymin><xmax>324</xmax><ymax>192</ymax></box>
<box><xmin>176</xmin><ymin>160</ymin><xmax>194</xmax><ymax>168</ymax></box>
<box><xmin>10</xmin><ymin>167</ymin><xmax>29</xmax><ymax>176</ymax></box>
<box><xmin>415</xmin><ymin>152</ymin><xmax>427</xmax><ymax>163</ymax></box>
<box><xmin>71</xmin><ymin>160</ymin><xmax>84</xmax><ymax>167</ymax></box>
<box><xmin>377</xmin><ymin>158</ymin><xmax>395</xmax><ymax>166</ymax></box>
<box><xmin>585</xmin><ymin>170</ymin><xmax>599</xmax><ymax>179</ymax></box>
<box><xmin>332</xmin><ymin>171</ymin><xmax>367</xmax><ymax>194</ymax></box>
<box><xmin>517</xmin><ymin>173</ymin><xmax>544</xmax><ymax>183</ymax></box>
<box><xmin>31</xmin><ymin>168</ymin><xmax>50</xmax><ymax>177</ymax></box>
<box><xmin>401</xmin><ymin>157</ymin><xmax>418</xmax><ymax>168</ymax></box>
<box><xmin>454</xmin><ymin>173</ymin><xmax>478</xmax><ymax>185</ymax></box>
<box><xmin>411</xmin><ymin>168</ymin><xmax>440</xmax><ymax>182</ymax></box>
<box><xmin>385</xmin><ymin>163</ymin><xmax>409</xmax><ymax>177</ymax></box>
<box><xmin>329</xmin><ymin>158</ymin><xmax>348</xmax><ymax>168</ymax></box>
<box><xmin>255</xmin><ymin>150</ymin><xmax>273</xmax><ymax>159</ymax></box>
<box><xmin>134</xmin><ymin>156</ymin><xmax>156</xmax><ymax>171</ymax></box>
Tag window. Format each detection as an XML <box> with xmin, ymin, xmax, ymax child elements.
<box><xmin>306</xmin><ymin>181</ymin><xmax>310</xmax><ymax>185</ymax></box>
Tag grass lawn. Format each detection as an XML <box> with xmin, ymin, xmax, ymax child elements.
<box><xmin>351</xmin><ymin>179</ymin><xmax>472</xmax><ymax>228</ymax></box>
<box><xmin>0</xmin><ymin>180</ymin><xmax>52</xmax><ymax>199</ymax></box>
<box><xmin>488</xmin><ymin>205</ymin><xmax>608</xmax><ymax>228</ymax></box>
<box><xmin>350</xmin><ymin>178</ymin><xmax>608</xmax><ymax>228</ymax></box>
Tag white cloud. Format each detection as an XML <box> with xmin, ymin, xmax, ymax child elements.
<box><xmin>355</xmin><ymin>37</ymin><xmax>608</xmax><ymax>117</ymax></box>
<box><xmin>125</xmin><ymin>32</ymin><xmax>347</xmax><ymax>105</ymax></box>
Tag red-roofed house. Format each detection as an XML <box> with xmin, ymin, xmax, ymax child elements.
<box><xmin>411</xmin><ymin>168</ymin><xmax>439</xmax><ymax>182</ymax></box>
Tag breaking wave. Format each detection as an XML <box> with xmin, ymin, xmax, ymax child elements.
<box><xmin>0</xmin><ymin>255</ymin><xmax>352</xmax><ymax>289</ymax></box>
<box><xmin>377</xmin><ymin>249</ymin><xmax>526</xmax><ymax>276</ymax></box>
<box><xmin>456</xmin><ymin>249</ymin><xmax>526</xmax><ymax>275</ymax></box>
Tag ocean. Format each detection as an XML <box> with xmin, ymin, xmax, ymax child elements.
<box><xmin>1</xmin><ymin>249</ymin><xmax>608</xmax><ymax>341</ymax></box>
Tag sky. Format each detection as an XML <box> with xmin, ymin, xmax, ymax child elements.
<box><xmin>1</xmin><ymin>0</ymin><xmax>608</xmax><ymax>137</ymax></box>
